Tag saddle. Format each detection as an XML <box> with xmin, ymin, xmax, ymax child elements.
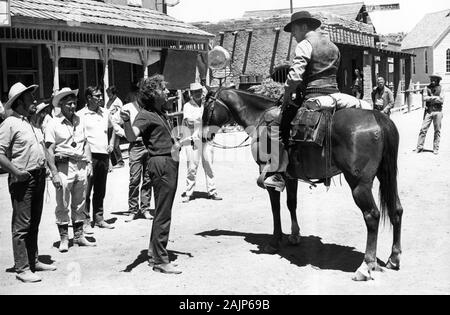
<box><xmin>287</xmin><ymin>107</ymin><xmax>341</xmax><ymax>186</ymax></box>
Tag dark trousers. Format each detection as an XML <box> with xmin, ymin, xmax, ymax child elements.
<box><xmin>108</xmin><ymin>128</ymin><xmax>123</xmax><ymax>166</ymax></box>
<box><xmin>9</xmin><ymin>169</ymin><xmax>46</xmax><ymax>273</ymax></box>
<box><xmin>84</xmin><ymin>153</ymin><xmax>109</xmax><ymax>224</ymax></box>
<box><xmin>128</xmin><ymin>143</ymin><xmax>152</xmax><ymax>214</ymax></box>
<box><xmin>147</xmin><ymin>156</ymin><xmax>179</xmax><ymax>265</ymax></box>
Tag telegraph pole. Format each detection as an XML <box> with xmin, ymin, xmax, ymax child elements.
<box><xmin>286</xmin><ymin>0</ymin><xmax>294</xmax><ymax>60</ymax></box>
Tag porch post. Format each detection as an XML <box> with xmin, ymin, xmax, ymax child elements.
<box><xmin>102</xmin><ymin>34</ymin><xmax>110</xmax><ymax>103</ymax></box>
<box><xmin>52</xmin><ymin>30</ymin><xmax>60</xmax><ymax>93</ymax></box>
<box><xmin>393</xmin><ymin>56</ymin><xmax>401</xmax><ymax>99</ymax></box>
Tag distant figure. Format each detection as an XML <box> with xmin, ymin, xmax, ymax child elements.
<box><xmin>415</xmin><ymin>74</ymin><xmax>445</xmax><ymax>155</ymax></box>
<box><xmin>352</xmin><ymin>68</ymin><xmax>363</xmax><ymax>99</ymax></box>
<box><xmin>372</xmin><ymin>77</ymin><xmax>394</xmax><ymax>116</ymax></box>
<box><xmin>106</xmin><ymin>86</ymin><xmax>124</xmax><ymax>168</ymax></box>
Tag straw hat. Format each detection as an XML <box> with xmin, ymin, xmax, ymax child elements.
<box><xmin>52</xmin><ymin>88</ymin><xmax>79</xmax><ymax>107</ymax></box>
<box><xmin>429</xmin><ymin>74</ymin><xmax>443</xmax><ymax>81</ymax></box>
<box><xmin>4</xmin><ymin>82</ymin><xmax>38</xmax><ymax>111</ymax></box>
<box><xmin>284</xmin><ymin>11</ymin><xmax>322</xmax><ymax>33</ymax></box>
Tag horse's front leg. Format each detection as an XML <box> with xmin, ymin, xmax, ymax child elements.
<box><xmin>286</xmin><ymin>178</ymin><xmax>301</xmax><ymax>246</ymax></box>
<box><xmin>265</xmin><ymin>187</ymin><xmax>283</xmax><ymax>254</ymax></box>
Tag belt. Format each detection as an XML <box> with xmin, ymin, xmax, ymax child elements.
<box><xmin>305</xmin><ymin>87</ymin><xmax>339</xmax><ymax>96</ymax></box>
<box><xmin>55</xmin><ymin>156</ymin><xmax>86</xmax><ymax>164</ymax></box>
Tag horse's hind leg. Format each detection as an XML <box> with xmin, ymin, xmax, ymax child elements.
<box><xmin>348</xmin><ymin>177</ymin><xmax>382</xmax><ymax>281</ymax></box>
<box><xmin>286</xmin><ymin>179</ymin><xmax>301</xmax><ymax>246</ymax></box>
<box><xmin>265</xmin><ymin>188</ymin><xmax>283</xmax><ymax>254</ymax></box>
<box><xmin>386</xmin><ymin>195</ymin><xmax>403</xmax><ymax>270</ymax></box>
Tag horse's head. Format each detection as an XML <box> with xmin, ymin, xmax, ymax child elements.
<box><xmin>202</xmin><ymin>89</ymin><xmax>234</xmax><ymax>141</ymax></box>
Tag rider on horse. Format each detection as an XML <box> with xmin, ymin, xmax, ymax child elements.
<box><xmin>263</xmin><ymin>11</ymin><xmax>341</xmax><ymax>191</ymax></box>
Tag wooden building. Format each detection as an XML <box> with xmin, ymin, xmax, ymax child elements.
<box><xmin>0</xmin><ymin>0</ymin><xmax>213</xmax><ymax>108</ymax></box>
<box><xmin>194</xmin><ymin>3</ymin><xmax>413</xmax><ymax>104</ymax></box>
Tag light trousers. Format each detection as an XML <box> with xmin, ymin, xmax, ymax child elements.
<box><xmin>184</xmin><ymin>141</ymin><xmax>217</xmax><ymax>197</ymax></box>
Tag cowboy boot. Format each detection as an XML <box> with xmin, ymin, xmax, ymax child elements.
<box><xmin>73</xmin><ymin>222</ymin><xmax>97</xmax><ymax>247</ymax></box>
<box><xmin>57</xmin><ymin>224</ymin><xmax>69</xmax><ymax>253</ymax></box>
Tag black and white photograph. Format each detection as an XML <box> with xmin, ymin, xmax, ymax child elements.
<box><xmin>0</xmin><ymin>0</ymin><xmax>449</xmax><ymax>298</ymax></box>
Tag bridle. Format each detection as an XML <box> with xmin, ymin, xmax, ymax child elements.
<box><xmin>203</xmin><ymin>89</ymin><xmax>252</xmax><ymax>150</ymax></box>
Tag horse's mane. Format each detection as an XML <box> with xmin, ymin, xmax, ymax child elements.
<box><xmin>226</xmin><ymin>89</ymin><xmax>278</xmax><ymax>111</ymax></box>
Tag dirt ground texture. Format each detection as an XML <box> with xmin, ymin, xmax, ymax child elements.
<box><xmin>1</xmin><ymin>100</ymin><xmax>450</xmax><ymax>295</ymax></box>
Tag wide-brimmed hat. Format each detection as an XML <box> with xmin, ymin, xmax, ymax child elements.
<box><xmin>429</xmin><ymin>74</ymin><xmax>442</xmax><ymax>81</ymax></box>
<box><xmin>35</xmin><ymin>102</ymin><xmax>52</xmax><ymax>115</ymax></box>
<box><xmin>52</xmin><ymin>87</ymin><xmax>79</xmax><ymax>107</ymax></box>
<box><xmin>4</xmin><ymin>82</ymin><xmax>39</xmax><ymax>111</ymax></box>
<box><xmin>284</xmin><ymin>11</ymin><xmax>322</xmax><ymax>33</ymax></box>
<box><xmin>189</xmin><ymin>83</ymin><xmax>203</xmax><ymax>91</ymax></box>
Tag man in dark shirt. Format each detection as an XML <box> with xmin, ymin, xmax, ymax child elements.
<box><xmin>121</xmin><ymin>75</ymin><xmax>182</xmax><ymax>275</ymax></box>
<box><xmin>416</xmin><ymin>74</ymin><xmax>445</xmax><ymax>155</ymax></box>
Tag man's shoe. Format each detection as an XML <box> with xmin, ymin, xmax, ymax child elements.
<box><xmin>143</xmin><ymin>211</ymin><xmax>153</xmax><ymax>220</ymax></box>
<box><xmin>414</xmin><ymin>148</ymin><xmax>424</xmax><ymax>153</ymax></box>
<box><xmin>74</xmin><ymin>237</ymin><xmax>97</xmax><ymax>247</ymax></box>
<box><xmin>114</xmin><ymin>162</ymin><xmax>125</xmax><ymax>169</ymax></box>
<box><xmin>209</xmin><ymin>193</ymin><xmax>223</xmax><ymax>201</ymax></box>
<box><xmin>434</xmin><ymin>150</ymin><xmax>439</xmax><ymax>155</ymax></box>
<box><xmin>16</xmin><ymin>271</ymin><xmax>41</xmax><ymax>283</ymax></box>
<box><xmin>125</xmin><ymin>213</ymin><xmax>139</xmax><ymax>223</ymax></box>
<box><xmin>34</xmin><ymin>262</ymin><xmax>57</xmax><ymax>272</ymax></box>
<box><xmin>182</xmin><ymin>195</ymin><xmax>193</xmax><ymax>203</ymax></box>
<box><xmin>264</xmin><ymin>174</ymin><xmax>286</xmax><ymax>192</ymax></box>
<box><xmin>95</xmin><ymin>221</ymin><xmax>115</xmax><ymax>230</ymax></box>
<box><xmin>153</xmin><ymin>263</ymin><xmax>182</xmax><ymax>275</ymax></box>
<box><xmin>83</xmin><ymin>223</ymin><xmax>95</xmax><ymax>235</ymax></box>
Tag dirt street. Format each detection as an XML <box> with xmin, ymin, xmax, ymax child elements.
<box><xmin>1</xmin><ymin>100</ymin><xmax>449</xmax><ymax>295</ymax></box>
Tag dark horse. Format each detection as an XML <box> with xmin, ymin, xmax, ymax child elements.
<box><xmin>202</xmin><ymin>88</ymin><xmax>403</xmax><ymax>281</ymax></box>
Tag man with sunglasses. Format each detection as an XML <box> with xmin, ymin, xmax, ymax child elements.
<box><xmin>77</xmin><ymin>87</ymin><xmax>116</xmax><ymax>233</ymax></box>
<box><xmin>45</xmin><ymin>88</ymin><xmax>97</xmax><ymax>253</ymax></box>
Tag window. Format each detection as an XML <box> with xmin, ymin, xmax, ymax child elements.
<box><xmin>425</xmin><ymin>49</ymin><xmax>428</xmax><ymax>74</ymax></box>
<box><xmin>447</xmin><ymin>49</ymin><xmax>450</xmax><ymax>73</ymax></box>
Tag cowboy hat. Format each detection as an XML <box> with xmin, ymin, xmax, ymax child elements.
<box><xmin>189</xmin><ymin>83</ymin><xmax>203</xmax><ymax>91</ymax></box>
<box><xmin>52</xmin><ymin>87</ymin><xmax>79</xmax><ymax>107</ymax></box>
<box><xmin>429</xmin><ymin>74</ymin><xmax>443</xmax><ymax>81</ymax></box>
<box><xmin>284</xmin><ymin>11</ymin><xmax>322</xmax><ymax>33</ymax></box>
<box><xmin>35</xmin><ymin>102</ymin><xmax>52</xmax><ymax>115</ymax></box>
<box><xmin>4</xmin><ymin>82</ymin><xmax>39</xmax><ymax>111</ymax></box>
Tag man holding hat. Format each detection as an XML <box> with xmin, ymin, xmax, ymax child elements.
<box><xmin>264</xmin><ymin>11</ymin><xmax>341</xmax><ymax>191</ymax></box>
<box><xmin>45</xmin><ymin>88</ymin><xmax>97</xmax><ymax>253</ymax></box>
<box><xmin>416</xmin><ymin>74</ymin><xmax>445</xmax><ymax>155</ymax></box>
<box><xmin>181</xmin><ymin>82</ymin><xmax>222</xmax><ymax>203</ymax></box>
<box><xmin>0</xmin><ymin>82</ymin><xmax>57</xmax><ymax>283</ymax></box>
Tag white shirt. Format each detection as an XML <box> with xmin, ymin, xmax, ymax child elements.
<box><xmin>183</xmin><ymin>99</ymin><xmax>204</xmax><ymax>142</ymax></box>
<box><xmin>77</xmin><ymin>106</ymin><xmax>111</xmax><ymax>155</ymax></box>
<box><xmin>106</xmin><ymin>97</ymin><xmax>123</xmax><ymax>115</ymax></box>
<box><xmin>113</xmin><ymin>101</ymin><xmax>142</xmax><ymax>141</ymax></box>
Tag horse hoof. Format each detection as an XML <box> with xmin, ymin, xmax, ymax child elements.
<box><xmin>263</xmin><ymin>244</ymin><xmax>279</xmax><ymax>255</ymax></box>
<box><xmin>288</xmin><ymin>235</ymin><xmax>302</xmax><ymax>246</ymax></box>
<box><xmin>352</xmin><ymin>263</ymin><xmax>374</xmax><ymax>282</ymax></box>
<box><xmin>386</xmin><ymin>259</ymin><xmax>400</xmax><ymax>271</ymax></box>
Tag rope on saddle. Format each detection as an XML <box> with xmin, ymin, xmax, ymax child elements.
<box><xmin>324</xmin><ymin>108</ymin><xmax>335</xmax><ymax>188</ymax></box>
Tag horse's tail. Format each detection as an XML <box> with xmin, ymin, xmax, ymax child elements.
<box><xmin>374</xmin><ymin>111</ymin><xmax>399</xmax><ymax>223</ymax></box>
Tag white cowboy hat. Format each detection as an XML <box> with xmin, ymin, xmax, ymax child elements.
<box><xmin>35</xmin><ymin>102</ymin><xmax>52</xmax><ymax>115</ymax></box>
<box><xmin>189</xmin><ymin>83</ymin><xmax>203</xmax><ymax>91</ymax></box>
<box><xmin>52</xmin><ymin>87</ymin><xmax>79</xmax><ymax>107</ymax></box>
<box><xmin>4</xmin><ymin>82</ymin><xmax>39</xmax><ymax>111</ymax></box>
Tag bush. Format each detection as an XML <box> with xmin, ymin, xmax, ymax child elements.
<box><xmin>248</xmin><ymin>79</ymin><xmax>285</xmax><ymax>99</ymax></box>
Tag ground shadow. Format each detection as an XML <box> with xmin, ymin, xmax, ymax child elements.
<box><xmin>122</xmin><ymin>249</ymin><xmax>194</xmax><ymax>273</ymax></box>
<box><xmin>6</xmin><ymin>255</ymin><xmax>56</xmax><ymax>273</ymax></box>
<box><xmin>182</xmin><ymin>191</ymin><xmax>212</xmax><ymax>201</ymax></box>
<box><xmin>197</xmin><ymin>230</ymin><xmax>385</xmax><ymax>273</ymax></box>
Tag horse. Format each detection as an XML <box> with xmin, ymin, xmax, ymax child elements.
<box><xmin>202</xmin><ymin>88</ymin><xmax>403</xmax><ymax>281</ymax></box>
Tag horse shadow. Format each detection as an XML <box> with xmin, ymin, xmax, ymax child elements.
<box><xmin>122</xmin><ymin>250</ymin><xmax>194</xmax><ymax>273</ymax></box>
<box><xmin>197</xmin><ymin>230</ymin><xmax>384</xmax><ymax>273</ymax></box>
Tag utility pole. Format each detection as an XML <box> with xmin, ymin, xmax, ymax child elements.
<box><xmin>286</xmin><ymin>0</ymin><xmax>294</xmax><ymax>61</ymax></box>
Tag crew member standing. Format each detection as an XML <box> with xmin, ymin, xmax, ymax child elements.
<box><xmin>416</xmin><ymin>74</ymin><xmax>445</xmax><ymax>155</ymax></box>
<box><xmin>0</xmin><ymin>82</ymin><xmax>57</xmax><ymax>283</ymax></box>
<box><xmin>121</xmin><ymin>75</ymin><xmax>182</xmax><ymax>275</ymax></box>
<box><xmin>371</xmin><ymin>76</ymin><xmax>394</xmax><ymax>116</ymax></box>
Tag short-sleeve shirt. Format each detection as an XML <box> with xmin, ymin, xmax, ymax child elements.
<box><xmin>0</xmin><ymin>112</ymin><xmax>46</xmax><ymax>171</ymax></box>
<box><xmin>45</xmin><ymin>114</ymin><xmax>88</xmax><ymax>161</ymax></box>
<box><xmin>133</xmin><ymin>109</ymin><xmax>174</xmax><ymax>157</ymax></box>
<box><xmin>77</xmin><ymin>106</ymin><xmax>111</xmax><ymax>155</ymax></box>
<box><xmin>183</xmin><ymin>99</ymin><xmax>204</xmax><ymax>142</ymax></box>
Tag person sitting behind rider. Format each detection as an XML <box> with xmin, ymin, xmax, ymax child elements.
<box><xmin>263</xmin><ymin>11</ymin><xmax>341</xmax><ymax>191</ymax></box>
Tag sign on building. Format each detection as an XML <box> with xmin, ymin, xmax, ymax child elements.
<box><xmin>0</xmin><ymin>0</ymin><xmax>11</xmax><ymax>27</ymax></box>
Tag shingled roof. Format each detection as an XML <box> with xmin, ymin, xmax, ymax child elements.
<box><xmin>9</xmin><ymin>0</ymin><xmax>212</xmax><ymax>38</ymax></box>
<box><xmin>244</xmin><ymin>2</ymin><xmax>366</xmax><ymax>21</ymax></box>
<box><xmin>402</xmin><ymin>9</ymin><xmax>450</xmax><ymax>50</ymax></box>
